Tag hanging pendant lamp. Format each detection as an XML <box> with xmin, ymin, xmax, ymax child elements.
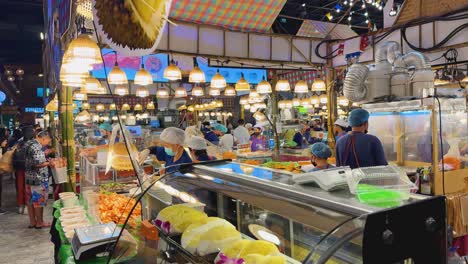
<box><xmin>239</xmin><ymin>97</ymin><xmax>248</xmax><ymax>105</ymax></box>
<box><xmin>311</xmin><ymin>78</ymin><xmax>326</xmax><ymax>92</ymax></box>
<box><xmin>96</xmin><ymin>103</ymin><xmax>105</xmax><ymax>112</ymax></box>
<box><xmin>292</xmin><ymin>98</ymin><xmax>301</xmax><ymax>107</ymax></box>
<box><xmin>294</xmin><ymin>80</ymin><xmax>309</xmax><ymax>93</ymax></box>
<box><xmin>109</xmin><ymin>103</ymin><xmax>117</xmax><ymax>110</ymax></box>
<box><xmin>73</xmin><ymin>90</ymin><xmax>88</xmax><ymax>101</ymax></box>
<box><xmin>134</xmin><ymin>104</ymin><xmax>143</xmax><ymax>111</ymax></box>
<box><xmin>121</xmin><ymin>103</ymin><xmax>130</xmax><ymax>111</ymax></box>
<box><xmin>75</xmin><ymin>110</ymin><xmax>91</xmax><ymax>123</ymax></box>
<box><xmin>224</xmin><ymin>86</ymin><xmax>236</xmax><ymax>96</ymax></box>
<box><xmin>275</xmin><ymin>79</ymin><xmax>291</xmax><ymax>91</ymax></box>
<box><xmin>164</xmin><ymin>60</ymin><xmax>182</xmax><ymax>81</ymax></box>
<box><xmin>319</xmin><ymin>93</ymin><xmax>328</xmax><ymax>104</ymax></box>
<box><xmin>136</xmin><ymin>86</ymin><xmax>149</xmax><ymax>97</ymax></box>
<box><xmin>134</xmin><ymin>61</ymin><xmax>153</xmax><ymax>85</ymax></box>
<box><xmin>210</xmin><ymin>69</ymin><xmax>226</xmax><ymax>88</ymax></box>
<box><xmin>235</xmin><ymin>73</ymin><xmax>250</xmax><ymax>91</ymax></box>
<box><xmin>156</xmin><ymin>88</ymin><xmax>169</xmax><ymax>98</ymax></box>
<box><xmin>81</xmin><ymin>102</ymin><xmax>90</xmax><ymax>110</ymax></box>
<box><xmin>175</xmin><ymin>87</ymin><xmax>188</xmax><ymax>98</ymax></box>
<box><xmin>256</xmin><ymin>76</ymin><xmax>272</xmax><ymax>94</ymax></box>
<box><xmin>192</xmin><ymin>86</ymin><xmax>204</xmax><ymax>97</ymax></box>
<box><xmin>146</xmin><ymin>102</ymin><xmax>155</xmax><ymax>110</ymax></box>
<box><xmin>278</xmin><ymin>100</ymin><xmax>286</xmax><ymax>109</ymax></box>
<box><xmin>114</xmin><ymin>85</ymin><xmax>129</xmax><ymax>96</ymax></box>
<box><xmin>189</xmin><ymin>65</ymin><xmax>205</xmax><ymax>83</ymax></box>
<box><xmin>84</xmin><ymin>76</ymin><xmax>105</xmax><ymax>94</ymax></box>
<box><xmin>209</xmin><ymin>87</ymin><xmax>221</xmax><ymax>96</ymax></box>
<box><xmin>108</xmin><ymin>53</ymin><xmax>127</xmax><ymax>85</ymax></box>
<box><xmin>66</xmin><ymin>33</ymin><xmax>102</xmax><ymax>65</ymax></box>
<box><xmin>310</xmin><ymin>95</ymin><xmax>319</xmax><ymax>105</ymax></box>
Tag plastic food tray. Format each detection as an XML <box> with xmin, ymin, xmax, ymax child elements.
<box><xmin>347</xmin><ymin>165</ymin><xmax>416</xmax><ymax>207</ymax></box>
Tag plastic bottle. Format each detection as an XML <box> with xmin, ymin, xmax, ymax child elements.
<box><xmin>448</xmin><ymin>247</ymin><xmax>464</xmax><ymax>264</ymax></box>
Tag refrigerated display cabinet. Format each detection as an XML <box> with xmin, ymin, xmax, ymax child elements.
<box><xmin>107</xmin><ymin>161</ymin><xmax>446</xmax><ymax>264</ymax></box>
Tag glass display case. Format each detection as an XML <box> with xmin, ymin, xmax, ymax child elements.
<box><xmin>106</xmin><ymin>161</ymin><xmax>446</xmax><ymax>264</ymax></box>
<box><xmin>364</xmin><ymin>98</ymin><xmax>468</xmax><ymax>195</ymax></box>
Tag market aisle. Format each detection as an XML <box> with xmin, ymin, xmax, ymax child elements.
<box><xmin>0</xmin><ymin>176</ymin><xmax>54</xmax><ymax>264</ymax></box>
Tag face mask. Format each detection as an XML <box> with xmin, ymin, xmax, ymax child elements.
<box><xmin>164</xmin><ymin>147</ymin><xmax>175</xmax><ymax>156</ymax></box>
<box><xmin>365</xmin><ymin>130</ymin><xmax>368</xmax><ymax>134</ymax></box>
<box><xmin>253</xmin><ymin>132</ymin><xmax>260</xmax><ymax>136</ymax></box>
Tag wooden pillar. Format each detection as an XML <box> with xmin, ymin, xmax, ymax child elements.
<box><xmin>59</xmin><ymin>86</ymin><xmax>75</xmax><ymax>192</ymax></box>
<box><xmin>49</xmin><ymin>111</ymin><xmax>57</xmax><ymax>150</ymax></box>
<box><xmin>270</xmin><ymin>72</ymin><xmax>280</xmax><ymax>159</ymax></box>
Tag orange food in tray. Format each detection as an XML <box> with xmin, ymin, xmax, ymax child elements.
<box><xmin>98</xmin><ymin>192</ymin><xmax>141</xmax><ymax>228</ymax></box>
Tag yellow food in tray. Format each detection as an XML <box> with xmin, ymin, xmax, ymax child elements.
<box><xmin>262</xmin><ymin>161</ymin><xmax>302</xmax><ymax>173</ymax></box>
<box><xmin>244</xmin><ymin>254</ymin><xmax>286</xmax><ymax>264</ymax></box>
<box><xmin>109</xmin><ymin>142</ymin><xmax>138</xmax><ymax>171</ymax></box>
<box><xmin>155</xmin><ymin>204</ymin><xmax>208</xmax><ymax>235</ymax></box>
<box><xmin>215</xmin><ymin>239</ymin><xmax>284</xmax><ymax>264</ymax></box>
<box><xmin>181</xmin><ymin>217</ymin><xmax>241</xmax><ymax>256</ymax></box>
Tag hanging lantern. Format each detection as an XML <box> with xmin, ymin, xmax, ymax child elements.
<box><xmin>65</xmin><ymin>33</ymin><xmax>102</xmax><ymax>65</ymax></box>
<box><xmin>310</xmin><ymin>95</ymin><xmax>319</xmax><ymax>105</ymax></box>
<box><xmin>319</xmin><ymin>93</ymin><xmax>328</xmax><ymax>104</ymax></box>
<box><xmin>134</xmin><ymin>65</ymin><xmax>153</xmax><ymax>86</ymax></box>
<box><xmin>244</xmin><ymin>104</ymin><xmax>251</xmax><ymax>110</ymax></box>
<box><xmin>294</xmin><ymin>80</ymin><xmax>309</xmax><ymax>93</ymax></box>
<box><xmin>108</xmin><ymin>64</ymin><xmax>128</xmax><ymax>85</ymax></box>
<box><xmin>84</xmin><ymin>76</ymin><xmax>106</xmax><ymax>94</ymax></box>
<box><xmin>311</xmin><ymin>78</ymin><xmax>326</xmax><ymax>92</ymax></box>
<box><xmin>275</xmin><ymin>79</ymin><xmax>291</xmax><ymax>91</ymax></box>
<box><xmin>114</xmin><ymin>85</ymin><xmax>129</xmax><ymax>96</ymax></box>
<box><xmin>249</xmin><ymin>90</ymin><xmax>260</xmax><ymax>100</ymax></box>
<box><xmin>187</xmin><ymin>106</ymin><xmax>195</xmax><ymax>112</ymax></box>
<box><xmin>216</xmin><ymin>100</ymin><xmax>224</xmax><ymax>108</ymax></box>
<box><xmin>121</xmin><ymin>103</ymin><xmax>130</xmax><ymax>111</ymax></box>
<box><xmin>59</xmin><ymin>66</ymin><xmax>88</xmax><ymax>87</ymax></box>
<box><xmin>285</xmin><ymin>100</ymin><xmax>293</xmax><ymax>109</ymax></box>
<box><xmin>338</xmin><ymin>95</ymin><xmax>349</xmax><ymax>106</ymax></box>
<box><xmin>278</xmin><ymin>100</ymin><xmax>286</xmax><ymax>109</ymax></box>
<box><xmin>136</xmin><ymin>86</ymin><xmax>149</xmax><ymax>97</ymax></box>
<box><xmin>239</xmin><ymin>97</ymin><xmax>248</xmax><ymax>105</ymax></box>
<box><xmin>96</xmin><ymin>103</ymin><xmax>105</xmax><ymax>112</ymax></box>
<box><xmin>292</xmin><ymin>98</ymin><xmax>301</xmax><ymax>107</ymax></box>
<box><xmin>256</xmin><ymin>76</ymin><xmax>272</xmax><ymax>94</ymax></box>
<box><xmin>209</xmin><ymin>87</ymin><xmax>221</xmax><ymax>96</ymax></box>
<box><xmin>146</xmin><ymin>101</ymin><xmax>155</xmax><ymax>110</ymax></box>
<box><xmin>61</xmin><ymin>60</ymin><xmax>93</xmax><ymax>75</ymax></box>
<box><xmin>112</xmin><ymin>116</ymin><xmax>118</xmax><ymax>121</ymax></box>
<box><xmin>301</xmin><ymin>98</ymin><xmax>311</xmax><ymax>107</ymax></box>
<box><xmin>314</xmin><ymin>104</ymin><xmax>320</xmax><ymax>108</ymax></box>
<box><xmin>235</xmin><ymin>73</ymin><xmax>250</xmax><ymax>91</ymax></box>
<box><xmin>192</xmin><ymin>86</ymin><xmax>204</xmax><ymax>97</ymax></box>
<box><xmin>198</xmin><ymin>112</ymin><xmax>203</xmax><ymax>117</ymax></box>
<box><xmin>175</xmin><ymin>87</ymin><xmax>187</xmax><ymax>98</ymax></box>
<box><xmin>73</xmin><ymin>90</ymin><xmax>88</xmax><ymax>101</ymax></box>
<box><xmin>109</xmin><ymin>103</ymin><xmax>117</xmax><ymax>110</ymax></box>
<box><xmin>156</xmin><ymin>88</ymin><xmax>169</xmax><ymax>98</ymax></box>
<box><xmin>224</xmin><ymin>86</ymin><xmax>236</xmax><ymax>96</ymax></box>
<box><xmin>75</xmin><ymin>110</ymin><xmax>91</xmax><ymax>123</ymax></box>
<box><xmin>81</xmin><ymin>102</ymin><xmax>90</xmax><ymax>110</ymax></box>
<box><xmin>189</xmin><ymin>66</ymin><xmax>205</xmax><ymax>83</ymax></box>
<box><xmin>134</xmin><ymin>104</ymin><xmax>143</xmax><ymax>111</ymax></box>
<box><xmin>164</xmin><ymin>60</ymin><xmax>182</xmax><ymax>81</ymax></box>
<box><xmin>120</xmin><ymin>115</ymin><xmax>127</xmax><ymax>120</ymax></box>
<box><xmin>322</xmin><ymin>105</ymin><xmax>327</xmax><ymax>110</ymax></box>
<box><xmin>210</xmin><ymin>70</ymin><xmax>226</xmax><ymax>88</ymax></box>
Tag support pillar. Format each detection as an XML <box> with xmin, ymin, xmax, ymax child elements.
<box><xmin>59</xmin><ymin>86</ymin><xmax>75</xmax><ymax>192</ymax></box>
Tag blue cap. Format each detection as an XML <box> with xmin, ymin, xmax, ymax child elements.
<box><xmin>213</xmin><ymin>124</ymin><xmax>228</xmax><ymax>133</ymax></box>
<box><xmin>99</xmin><ymin>122</ymin><xmax>113</xmax><ymax>132</ymax></box>
<box><xmin>310</xmin><ymin>142</ymin><xmax>332</xmax><ymax>159</ymax></box>
<box><xmin>348</xmin><ymin>109</ymin><xmax>370</xmax><ymax>127</ymax></box>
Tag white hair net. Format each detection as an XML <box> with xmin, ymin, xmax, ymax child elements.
<box><xmin>185</xmin><ymin>126</ymin><xmax>203</xmax><ymax>144</ymax></box>
<box><xmin>245</xmin><ymin>123</ymin><xmax>253</xmax><ymax>129</ymax></box>
<box><xmin>187</xmin><ymin>136</ymin><xmax>208</xmax><ymax>150</ymax></box>
<box><xmin>160</xmin><ymin>127</ymin><xmax>186</xmax><ymax>145</ymax></box>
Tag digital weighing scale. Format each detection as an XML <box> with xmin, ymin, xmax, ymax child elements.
<box><xmin>71</xmin><ymin>222</ymin><xmax>121</xmax><ymax>260</ymax></box>
<box><xmin>292</xmin><ymin>166</ymin><xmax>351</xmax><ymax>191</ymax></box>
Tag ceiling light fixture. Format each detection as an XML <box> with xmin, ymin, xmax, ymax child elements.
<box><xmin>175</xmin><ymin>87</ymin><xmax>187</xmax><ymax>98</ymax></box>
<box><xmin>235</xmin><ymin>73</ymin><xmax>250</xmax><ymax>91</ymax></box>
<box><xmin>109</xmin><ymin>103</ymin><xmax>116</xmax><ymax>110</ymax></box>
<box><xmin>163</xmin><ymin>59</ymin><xmax>182</xmax><ymax>81</ymax></box>
<box><xmin>192</xmin><ymin>86</ymin><xmax>204</xmax><ymax>97</ymax></box>
<box><xmin>156</xmin><ymin>88</ymin><xmax>169</xmax><ymax>98</ymax></box>
<box><xmin>134</xmin><ymin>58</ymin><xmax>153</xmax><ymax>85</ymax></box>
<box><xmin>275</xmin><ymin>79</ymin><xmax>291</xmax><ymax>91</ymax></box>
<box><xmin>209</xmin><ymin>87</ymin><xmax>221</xmax><ymax>96</ymax></box>
<box><xmin>136</xmin><ymin>86</ymin><xmax>149</xmax><ymax>97</ymax></box>
<box><xmin>189</xmin><ymin>65</ymin><xmax>205</xmax><ymax>83</ymax></box>
<box><xmin>108</xmin><ymin>53</ymin><xmax>127</xmax><ymax>85</ymax></box>
<box><xmin>224</xmin><ymin>86</ymin><xmax>236</xmax><ymax>96</ymax></box>
<box><xmin>114</xmin><ymin>85</ymin><xmax>129</xmax><ymax>96</ymax></box>
<box><xmin>146</xmin><ymin>102</ymin><xmax>155</xmax><ymax>110</ymax></box>
<box><xmin>210</xmin><ymin>69</ymin><xmax>226</xmax><ymax>88</ymax></box>
<box><xmin>294</xmin><ymin>80</ymin><xmax>309</xmax><ymax>93</ymax></box>
<box><xmin>256</xmin><ymin>76</ymin><xmax>272</xmax><ymax>94</ymax></box>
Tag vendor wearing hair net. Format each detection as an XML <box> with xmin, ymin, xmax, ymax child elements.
<box><xmin>98</xmin><ymin>122</ymin><xmax>113</xmax><ymax>145</ymax></box>
<box><xmin>335</xmin><ymin>109</ymin><xmax>387</xmax><ymax>169</ymax></box>
<box><xmin>333</xmin><ymin>119</ymin><xmax>349</xmax><ymax>141</ymax></box>
<box><xmin>215</xmin><ymin>124</ymin><xmax>237</xmax><ymax>152</ymax></box>
<box><xmin>149</xmin><ymin>127</ymin><xmax>192</xmax><ymax>173</ymax></box>
<box><xmin>187</xmin><ymin>136</ymin><xmax>215</xmax><ymax>162</ymax></box>
<box><xmin>307</xmin><ymin>142</ymin><xmax>335</xmax><ymax>171</ymax></box>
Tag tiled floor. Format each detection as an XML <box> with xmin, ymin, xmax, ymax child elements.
<box><xmin>0</xmin><ymin>175</ymin><xmax>54</xmax><ymax>264</ymax></box>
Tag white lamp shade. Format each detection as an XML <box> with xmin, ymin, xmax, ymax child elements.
<box><xmin>114</xmin><ymin>85</ymin><xmax>129</xmax><ymax>96</ymax></box>
<box><xmin>275</xmin><ymin>79</ymin><xmax>291</xmax><ymax>91</ymax></box>
<box><xmin>235</xmin><ymin>74</ymin><xmax>250</xmax><ymax>91</ymax></box>
<box><xmin>75</xmin><ymin>110</ymin><xmax>91</xmax><ymax>123</ymax></box>
<box><xmin>146</xmin><ymin>102</ymin><xmax>155</xmax><ymax>110</ymax></box>
<box><xmin>134</xmin><ymin>68</ymin><xmax>153</xmax><ymax>85</ymax></box>
<box><xmin>134</xmin><ymin>104</ymin><xmax>143</xmax><ymax>111</ymax></box>
<box><xmin>108</xmin><ymin>66</ymin><xmax>128</xmax><ymax>85</ymax></box>
<box><xmin>310</xmin><ymin>95</ymin><xmax>319</xmax><ymax>105</ymax></box>
<box><xmin>96</xmin><ymin>103</ymin><xmax>105</xmax><ymax>112</ymax></box>
<box><xmin>285</xmin><ymin>100</ymin><xmax>293</xmax><ymax>109</ymax></box>
<box><xmin>278</xmin><ymin>100</ymin><xmax>286</xmax><ymax>109</ymax></box>
<box><xmin>65</xmin><ymin>33</ymin><xmax>102</xmax><ymax>65</ymax></box>
<box><xmin>84</xmin><ymin>76</ymin><xmax>106</xmax><ymax>94</ymax></box>
<box><xmin>189</xmin><ymin>66</ymin><xmax>205</xmax><ymax>83</ymax></box>
<box><xmin>175</xmin><ymin>87</ymin><xmax>188</xmax><ymax>98</ymax></box>
<box><xmin>109</xmin><ymin>103</ymin><xmax>117</xmax><ymax>110</ymax></box>
<box><xmin>136</xmin><ymin>86</ymin><xmax>149</xmax><ymax>97</ymax></box>
<box><xmin>156</xmin><ymin>88</ymin><xmax>169</xmax><ymax>98</ymax></box>
<box><xmin>338</xmin><ymin>95</ymin><xmax>349</xmax><ymax>106</ymax></box>
<box><xmin>209</xmin><ymin>87</ymin><xmax>221</xmax><ymax>96</ymax></box>
<box><xmin>239</xmin><ymin>97</ymin><xmax>248</xmax><ymax>105</ymax></box>
<box><xmin>319</xmin><ymin>94</ymin><xmax>328</xmax><ymax>104</ymax></box>
<box><xmin>192</xmin><ymin>86</ymin><xmax>204</xmax><ymax>96</ymax></box>
<box><xmin>210</xmin><ymin>71</ymin><xmax>226</xmax><ymax>88</ymax></box>
<box><xmin>256</xmin><ymin>78</ymin><xmax>272</xmax><ymax>94</ymax></box>
<box><xmin>311</xmin><ymin>79</ymin><xmax>326</xmax><ymax>91</ymax></box>
<box><xmin>224</xmin><ymin>86</ymin><xmax>236</xmax><ymax>96</ymax></box>
<box><xmin>163</xmin><ymin>63</ymin><xmax>182</xmax><ymax>81</ymax></box>
<box><xmin>301</xmin><ymin>98</ymin><xmax>310</xmax><ymax>107</ymax></box>
<box><xmin>292</xmin><ymin>98</ymin><xmax>301</xmax><ymax>107</ymax></box>
<box><xmin>294</xmin><ymin>80</ymin><xmax>309</xmax><ymax>93</ymax></box>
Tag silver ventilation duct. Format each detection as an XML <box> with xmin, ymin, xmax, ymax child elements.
<box><xmin>343</xmin><ymin>64</ymin><xmax>369</xmax><ymax>102</ymax></box>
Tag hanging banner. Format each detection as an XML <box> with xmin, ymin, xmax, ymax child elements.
<box><xmin>93</xmin><ymin>0</ymin><xmax>172</xmax><ymax>56</ymax></box>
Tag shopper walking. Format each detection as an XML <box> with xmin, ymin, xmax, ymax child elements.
<box><xmin>13</xmin><ymin>127</ymin><xmax>36</xmax><ymax>214</ymax></box>
<box><xmin>24</xmin><ymin>131</ymin><xmax>51</xmax><ymax>229</ymax></box>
